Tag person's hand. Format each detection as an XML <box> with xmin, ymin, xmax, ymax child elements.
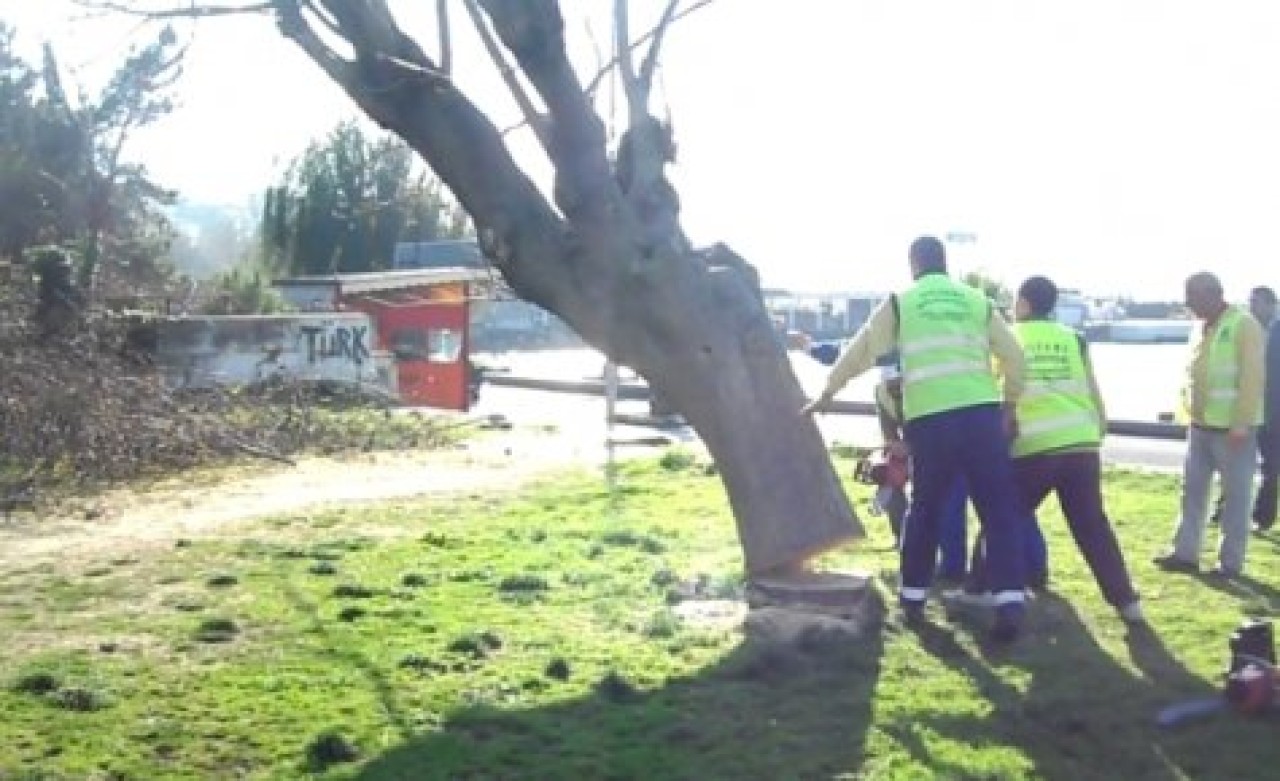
<box><xmin>1227</xmin><ymin>426</ymin><xmax>1249</xmax><ymax>448</ymax></box>
<box><xmin>801</xmin><ymin>391</ymin><xmax>834</xmax><ymax>417</ymax></box>
<box><xmin>885</xmin><ymin>440</ymin><xmax>909</xmax><ymax>459</ymax></box>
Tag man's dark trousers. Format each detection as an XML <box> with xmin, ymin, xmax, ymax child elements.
<box><xmin>900</xmin><ymin>403</ymin><xmax>1026</xmax><ymax>605</ymax></box>
<box><xmin>1014</xmin><ymin>450</ymin><xmax>1138</xmax><ymax>607</ymax></box>
<box><xmin>1256</xmin><ymin>424</ymin><xmax>1278</xmax><ymax>528</ymax></box>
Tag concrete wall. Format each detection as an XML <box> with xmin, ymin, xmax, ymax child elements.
<box><xmin>154</xmin><ymin>313</ymin><xmax>397</xmax><ymax>396</ymax></box>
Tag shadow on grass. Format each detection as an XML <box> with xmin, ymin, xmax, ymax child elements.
<box><xmin>896</xmin><ymin>592</ymin><xmax>1274</xmax><ymax>781</ymax></box>
<box><xmin>1187</xmin><ymin>570</ymin><xmax>1280</xmax><ymax>612</ymax></box>
<box><xmin>269</xmin><ymin>565</ymin><xmax>1280</xmax><ymax>780</ymax></box>
<box><xmin>349</xmin><ymin>599</ymin><xmax>888</xmax><ymax>780</ymax></box>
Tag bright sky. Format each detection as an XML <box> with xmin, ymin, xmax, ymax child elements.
<box><xmin>4</xmin><ymin>0</ymin><xmax>1280</xmax><ymax>300</ymax></box>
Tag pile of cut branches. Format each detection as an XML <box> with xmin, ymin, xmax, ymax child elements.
<box><xmin>1</xmin><ymin>267</ymin><xmax>458</xmax><ymax>512</ymax></box>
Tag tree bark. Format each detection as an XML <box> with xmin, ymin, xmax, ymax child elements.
<box><xmin>626</xmin><ymin>245</ymin><xmax>861</xmax><ymax>572</ymax></box>
<box><xmin>275</xmin><ymin>0</ymin><xmax>862</xmax><ymax>573</ymax></box>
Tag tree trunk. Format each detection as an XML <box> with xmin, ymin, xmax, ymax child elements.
<box><xmin>632</xmin><ymin>248</ymin><xmax>862</xmax><ymax>572</ymax></box>
<box><xmin>275</xmin><ymin>0</ymin><xmax>863</xmax><ymax>574</ymax></box>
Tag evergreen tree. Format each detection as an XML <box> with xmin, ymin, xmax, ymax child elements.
<box><xmin>261</xmin><ymin>120</ymin><xmax>471</xmax><ymax>276</ymax></box>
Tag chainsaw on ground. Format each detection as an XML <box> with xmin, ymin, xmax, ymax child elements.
<box><xmin>1157</xmin><ymin>618</ymin><xmax>1278</xmax><ymax>728</ymax></box>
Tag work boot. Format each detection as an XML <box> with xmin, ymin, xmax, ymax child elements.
<box><xmin>1208</xmin><ymin>564</ymin><xmax>1242</xmax><ymax>580</ymax></box>
<box><xmin>1151</xmin><ymin>553</ymin><xmax>1199</xmax><ymax>574</ymax></box>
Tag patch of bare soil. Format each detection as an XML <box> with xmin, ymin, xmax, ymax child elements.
<box><xmin>0</xmin><ymin>429</ymin><xmax>627</xmax><ymax>570</ymax></box>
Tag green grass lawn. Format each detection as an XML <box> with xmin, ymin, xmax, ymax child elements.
<box><xmin>1</xmin><ymin>452</ymin><xmax>1278</xmax><ymax>780</ymax></box>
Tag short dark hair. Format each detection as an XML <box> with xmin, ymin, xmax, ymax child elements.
<box><xmin>1186</xmin><ymin>272</ymin><xmax>1223</xmax><ymax>299</ymax></box>
<box><xmin>1018</xmin><ymin>275</ymin><xmax>1058</xmax><ymax>317</ymax></box>
<box><xmin>908</xmin><ymin>236</ymin><xmax>947</xmax><ymax>273</ymax></box>
<box><xmin>1251</xmin><ymin>286</ymin><xmax>1277</xmax><ymax>304</ymax></box>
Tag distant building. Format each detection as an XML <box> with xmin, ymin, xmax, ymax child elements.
<box><xmin>393</xmin><ymin>240</ymin><xmax>580</xmax><ymax>351</ymax></box>
<box><xmin>1054</xmin><ymin>289</ymin><xmax>1089</xmax><ymax>329</ymax></box>
<box><xmin>272</xmin><ymin>268</ymin><xmax>489</xmax><ymax>409</ymax></box>
<box><xmin>393</xmin><ymin>239</ymin><xmax>485</xmax><ymax>270</ymax></box>
<box><xmin>764</xmin><ymin>289</ymin><xmax>890</xmax><ymax>340</ymax></box>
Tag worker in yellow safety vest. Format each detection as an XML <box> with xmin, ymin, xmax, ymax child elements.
<box><xmin>803</xmin><ymin>236</ymin><xmax>1030</xmax><ymax>642</ymax></box>
<box><xmin>1154</xmin><ymin>272</ymin><xmax>1265</xmax><ymax>577</ymax></box>
<box><xmin>967</xmin><ymin>275</ymin><xmax>1144</xmax><ymax>623</ymax></box>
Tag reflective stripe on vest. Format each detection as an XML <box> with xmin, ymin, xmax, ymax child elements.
<box><xmin>902</xmin><ymin>358</ymin><xmax>991</xmax><ymax>384</ymax></box>
<box><xmin>897</xmin><ymin>274</ymin><xmax>1000</xmax><ymax>420</ymax></box>
<box><xmin>899</xmin><ymin>333</ymin><xmax>989</xmax><ymax>357</ymax></box>
<box><xmin>1012</xmin><ymin>320</ymin><xmax>1100</xmax><ymax>457</ymax></box>
<box><xmin>1189</xmin><ymin>306</ymin><xmax>1262</xmax><ymax>428</ymax></box>
<box><xmin>1021</xmin><ymin>378</ymin><xmax>1092</xmax><ymax>399</ymax></box>
<box><xmin>1017</xmin><ymin>410</ymin><xmax>1100</xmax><ymax>438</ymax></box>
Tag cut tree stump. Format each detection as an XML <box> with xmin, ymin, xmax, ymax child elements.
<box><xmin>745</xmin><ymin>570</ymin><xmax>875</xmax><ymax>618</ymax></box>
<box><xmin>668</xmin><ymin>571</ymin><xmax>882</xmax><ymax>647</ymax></box>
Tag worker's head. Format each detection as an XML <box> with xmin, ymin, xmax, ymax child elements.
<box><xmin>1184</xmin><ymin>272</ymin><xmax>1225</xmax><ymax>320</ymax></box>
<box><xmin>908</xmin><ymin>236</ymin><xmax>947</xmax><ymax>279</ymax></box>
<box><xmin>1249</xmin><ymin>286</ymin><xmax>1277</xmax><ymax>326</ymax></box>
<box><xmin>1015</xmin><ymin>275</ymin><xmax>1058</xmax><ymax>322</ymax></box>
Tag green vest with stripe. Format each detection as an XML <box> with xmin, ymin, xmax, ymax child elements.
<box><xmin>897</xmin><ymin>273</ymin><xmax>1000</xmax><ymax>420</ymax></box>
<box><xmin>1185</xmin><ymin>305</ymin><xmax>1263</xmax><ymax>428</ymax></box>
<box><xmin>1011</xmin><ymin>320</ymin><xmax>1101</xmax><ymax>457</ymax></box>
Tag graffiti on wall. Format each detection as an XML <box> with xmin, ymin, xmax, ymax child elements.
<box><xmin>300</xmin><ymin>324</ymin><xmax>371</xmax><ymax>366</ymax></box>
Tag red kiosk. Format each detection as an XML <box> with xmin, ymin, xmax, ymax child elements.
<box><xmin>273</xmin><ymin>268</ymin><xmax>491</xmax><ymax>410</ymax></box>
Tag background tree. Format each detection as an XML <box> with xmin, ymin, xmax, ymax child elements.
<box><xmin>0</xmin><ymin>24</ymin><xmax>81</xmax><ymax>263</ymax></box>
<box><xmin>261</xmin><ymin>119</ymin><xmax>471</xmax><ymax>276</ymax></box>
<box><xmin>76</xmin><ymin>27</ymin><xmax>184</xmax><ymax>295</ymax></box>
<box><xmin>93</xmin><ymin>0</ymin><xmax>863</xmax><ymax>576</ymax></box>
<box><xmin>0</xmin><ymin>22</ymin><xmax>183</xmax><ymax>302</ymax></box>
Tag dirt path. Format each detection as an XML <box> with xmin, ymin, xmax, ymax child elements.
<box><xmin>0</xmin><ymin>429</ymin><xmax>640</xmax><ymax>569</ymax></box>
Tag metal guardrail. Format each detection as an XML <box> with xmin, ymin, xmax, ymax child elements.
<box><xmin>484</xmin><ymin>375</ymin><xmax>1189</xmax><ymax>442</ymax></box>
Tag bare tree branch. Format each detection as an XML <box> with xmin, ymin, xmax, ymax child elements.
<box><xmin>308</xmin><ymin>1</ymin><xmax>450</xmax><ymax>89</ymax></box>
<box><xmin>437</xmin><ymin>0</ymin><xmax>453</xmax><ymax>75</ymax></box>
<box><xmin>580</xmin><ymin>17</ymin><xmax>616</xmax><ymax>141</ymax></box>
<box><xmin>585</xmin><ymin>0</ymin><xmax>714</xmax><ymax>98</ymax></box>
<box><xmin>479</xmin><ymin>0</ymin><xmax>618</xmax><ymax>217</ymax></box>
<box><xmin>498</xmin><ymin>0</ymin><xmax>714</xmax><ymax>138</ymax></box>
<box><xmin>300</xmin><ymin>0</ymin><xmax>352</xmax><ymax>46</ymax></box>
<box><xmin>73</xmin><ymin>0</ymin><xmax>275</xmax><ymax>19</ymax></box>
<box><xmin>608</xmin><ymin>0</ymin><xmax>689</xmax><ymax>259</ymax></box>
<box><xmin>461</xmin><ymin>0</ymin><xmax>551</xmax><ymax>153</ymax></box>
<box><xmin>638</xmin><ymin>0</ymin><xmax>680</xmax><ymax>97</ymax></box>
<box><xmin>274</xmin><ymin>2</ymin><xmax>356</xmax><ymax>92</ymax></box>
<box><xmin>613</xmin><ymin>0</ymin><xmax>641</xmax><ymax>116</ymax></box>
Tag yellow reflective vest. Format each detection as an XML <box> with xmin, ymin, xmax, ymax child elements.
<box><xmin>1012</xmin><ymin>320</ymin><xmax>1101</xmax><ymax>457</ymax></box>
<box><xmin>897</xmin><ymin>274</ymin><xmax>1000</xmax><ymax>420</ymax></box>
<box><xmin>1181</xmin><ymin>305</ymin><xmax>1264</xmax><ymax>428</ymax></box>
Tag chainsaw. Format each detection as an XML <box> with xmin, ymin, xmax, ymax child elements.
<box><xmin>1156</xmin><ymin>618</ymin><xmax>1278</xmax><ymax>728</ymax></box>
